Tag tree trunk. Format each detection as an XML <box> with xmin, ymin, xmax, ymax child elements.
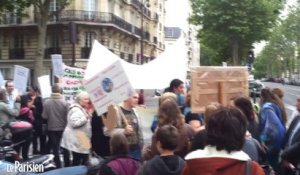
<box><xmin>232</xmin><ymin>39</ymin><xmax>239</xmax><ymax>65</ymax></box>
<box><xmin>33</xmin><ymin>11</ymin><xmax>48</xmax><ymax>85</ymax></box>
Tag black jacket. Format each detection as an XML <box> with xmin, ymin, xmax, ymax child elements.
<box><xmin>139</xmin><ymin>155</ymin><xmax>185</xmax><ymax>175</ymax></box>
<box><xmin>281</xmin><ymin>115</ymin><xmax>300</xmax><ymax>166</ymax></box>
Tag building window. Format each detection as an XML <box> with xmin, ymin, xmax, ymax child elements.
<box><xmin>13</xmin><ymin>33</ymin><xmax>24</xmax><ymax>49</ymax></box>
<box><xmin>0</xmin><ymin>68</ymin><xmax>13</xmax><ymax>79</ymax></box>
<box><xmin>84</xmin><ymin>0</ymin><xmax>96</xmax><ymax>20</ymax></box>
<box><xmin>49</xmin><ymin>0</ymin><xmax>60</xmax><ymax>21</ymax></box>
<box><xmin>81</xmin><ymin>32</ymin><xmax>96</xmax><ymax>58</ymax></box>
<box><xmin>120</xmin><ymin>52</ymin><xmax>125</xmax><ymax>59</ymax></box>
<box><xmin>84</xmin><ymin>32</ymin><xmax>96</xmax><ymax>48</ymax></box>
<box><xmin>45</xmin><ymin>30</ymin><xmax>61</xmax><ymax>58</ymax></box>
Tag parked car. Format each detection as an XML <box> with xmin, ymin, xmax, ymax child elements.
<box><xmin>249</xmin><ymin>80</ymin><xmax>265</xmax><ymax>97</ymax></box>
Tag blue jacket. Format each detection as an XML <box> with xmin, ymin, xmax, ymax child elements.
<box><xmin>259</xmin><ymin>102</ymin><xmax>286</xmax><ymax>154</ymax></box>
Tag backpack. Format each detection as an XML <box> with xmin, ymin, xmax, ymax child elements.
<box><xmin>98</xmin><ymin>155</ymin><xmax>139</xmax><ymax>175</ymax></box>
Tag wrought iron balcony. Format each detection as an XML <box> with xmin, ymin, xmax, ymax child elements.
<box><xmin>45</xmin><ymin>47</ymin><xmax>61</xmax><ymax>58</ymax></box>
<box><xmin>58</xmin><ymin>10</ymin><xmax>133</xmax><ymax>34</ymax></box>
<box><xmin>9</xmin><ymin>48</ymin><xmax>24</xmax><ymax>59</ymax></box>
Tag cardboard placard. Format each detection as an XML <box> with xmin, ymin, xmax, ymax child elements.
<box><xmin>191</xmin><ymin>66</ymin><xmax>248</xmax><ymax>113</ymax></box>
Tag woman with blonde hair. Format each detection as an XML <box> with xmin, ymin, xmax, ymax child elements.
<box><xmin>61</xmin><ymin>91</ymin><xmax>93</xmax><ymax>166</ymax></box>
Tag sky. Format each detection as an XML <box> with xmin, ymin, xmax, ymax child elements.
<box><xmin>164</xmin><ymin>0</ymin><xmax>190</xmax><ymax>33</ymax></box>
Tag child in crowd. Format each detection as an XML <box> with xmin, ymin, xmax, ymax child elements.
<box><xmin>139</xmin><ymin>125</ymin><xmax>185</xmax><ymax>175</ymax></box>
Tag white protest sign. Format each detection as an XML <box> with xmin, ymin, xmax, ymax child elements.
<box><xmin>84</xmin><ymin>60</ymin><xmax>134</xmax><ymax>115</ymax></box>
<box><xmin>38</xmin><ymin>75</ymin><xmax>51</xmax><ymax>98</ymax></box>
<box><xmin>0</xmin><ymin>71</ymin><xmax>4</xmax><ymax>87</ymax></box>
<box><xmin>61</xmin><ymin>65</ymin><xmax>85</xmax><ymax>103</ymax></box>
<box><xmin>13</xmin><ymin>65</ymin><xmax>29</xmax><ymax>94</ymax></box>
<box><xmin>51</xmin><ymin>54</ymin><xmax>64</xmax><ymax>77</ymax></box>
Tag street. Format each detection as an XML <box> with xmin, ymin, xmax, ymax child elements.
<box><xmin>262</xmin><ymin>82</ymin><xmax>299</xmax><ymax>119</ymax></box>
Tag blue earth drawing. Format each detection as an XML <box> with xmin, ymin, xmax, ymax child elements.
<box><xmin>102</xmin><ymin>78</ymin><xmax>113</xmax><ymax>93</ymax></box>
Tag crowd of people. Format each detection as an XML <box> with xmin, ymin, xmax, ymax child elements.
<box><xmin>0</xmin><ymin>78</ymin><xmax>299</xmax><ymax>175</ymax></box>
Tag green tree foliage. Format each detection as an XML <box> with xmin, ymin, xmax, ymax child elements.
<box><xmin>0</xmin><ymin>0</ymin><xmax>30</xmax><ymax>15</ymax></box>
<box><xmin>190</xmin><ymin>0</ymin><xmax>282</xmax><ymax>65</ymax></box>
<box><xmin>255</xmin><ymin>3</ymin><xmax>300</xmax><ymax>78</ymax></box>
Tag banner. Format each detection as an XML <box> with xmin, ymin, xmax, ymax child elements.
<box><xmin>51</xmin><ymin>54</ymin><xmax>64</xmax><ymax>77</ymax></box>
<box><xmin>61</xmin><ymin>65</ymin><xmax>85</xmax><ymax>102</ymax></box>
<box><xmin>84</xmin><ymin>37</ymin><xmax>188</xmax><ymax>90</ymax></box>
<box><xmin>13</xmin><ymin>65</ymin><xmax>29</xmax><ymax>94</ymax></box>
<box><xmin>38</xmin><ymin>75</ymin><xmax>52</xmax><ymax>98</ymax></box>
<box><xmin>84</xmin><ymin>60</ymin><xmax>134</xmax><ymax>115</ymax></box>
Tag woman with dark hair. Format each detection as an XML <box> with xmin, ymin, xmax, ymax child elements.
<box><xmin>233</xmin><ymin>96</ymin><xmax>259</xmax><ymax>141</ymax></box>
<box><xmin>259</xmin><ymin>88</ymin><xmax>286</xmax><ymax>172</ymax></box>
<box><xmin>27</xmin><ymin>85</ymin><xmax>46</xmax><ymax>154</ymax></box>
<box><xmin>99</xmin><ymin>133</ymin><xmax>140</xmax><ymax>175</ymax></box>
<box><xmin>164</xmin><ymin>79</ymin><xmax>185</xmax><ymax>108</ymax></box>
<box><xmin>183</xmin><ymin>107</ymin><xmax>264</xmax><ymax>175</ymax></box>
<box><xmin>14</xmin><ymin>95</ymin><xmax>34</xmax><ymax>160</ymax></box>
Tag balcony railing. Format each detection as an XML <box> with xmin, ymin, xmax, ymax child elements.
<box><xmin>9</xmin><ymin>48</ymin><xmax>24</xmax><ymax>59</ymax></box>
<box><xmin>45</xmin><ymin>47</ymin><xmax>61</xmax><ymax>58</ymax></box>
<box><xmin>81</xmin><ymin>47</ymin><xmax>91</xmax><ymax>59</ymax></box>
<box><xmin>58</xmin><ymin>11</ymin><xmax>133</xmax><ymax>34</ymax></box>
<box><xmin>1</xmin><ymin>15</ymin><xmax>22</xmax><ymax>25</ymax></box>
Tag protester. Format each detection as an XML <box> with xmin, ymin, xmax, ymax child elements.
<box><xmin>164</xmin><ymin>79</ymin><xmax>185</xmax><ymax>109</ymax></box>
<box><xmin>138</xmin><ymin>89</ymin><xmax>145</xmax><ymax>106</ymax></box>
<box><xmin>183</xmin><ymin>107</ymin><xmax>264</xmax><ymax>175</ymax></box>
<box><xmin>183</xmin><ymin>90</ymin><xmax>204</xmax><ymax>132</ymax></box>
<box><xmin>259</xmin><ymin>88</ymin><xmax>286</xmax><ymax>172</ymax></box>
<box><xmin>14</xmin><ymin>95</ymin><xmax>33</xmax><ymax>160</ymax></box>
<box><xmin>0</xmin><ymin>88</ymin><xmax>20</xmax><ymax>127</ymax></box>
<box><xmin>191</xmin><ymin>103</ymin><xmax>220</xmax><ymax>151</ymax></box>
<box><xmin>104</xmin><ymin>91</ymin><xmax>144</xmax><ymax>161</ymax></box>
<box><xmin>145</xmin><ymin>99</ymin><xmax>194</xmax><ymax>160</ymax></box>
<box><xmin>4</xmin><ymin>80</ymin><xmax>19</xmax><ymax>109</ymax></box>
<box><xmin>42</xmin><ymin>84</ymin><xmax>69</xmax><ymax>168</ymax></box>
<box><xmin>150</xmin><ymin>92</ymin><xmax>177</xmax><ymax>133</ymax></box>
<box><xmin>286</xmin><ymin>96</ymin><xmax>300</xmax><ymax>128</ymax></box>
<box><xmin>272</xmin><ymin>88</ymin><xmax>284</xmax><ymax>99</ymax></box>
<box><xmin>281</xmin><ymin>114</ymin><xmax>300</xmax><ymax>175</ymax></box>
<box><xmin>27</xmin><ymin>85</ymin><xmax>46</xmax><ymax>154</ymax></box>
<box><xmin>232</xmin><ymin>96</ymin><xmax>259</xmax><ymax>141</ymax></box>
<box><xmin>139</xmin><ymin>125</ymin><xmax>185</xmax><ymax>175</ymax></box>
<box><xmin>61</xmin><ymin>91</ymin><xmax>92</xmax><ymax>166</ymax></box>
<box><xmin>99</xmin><ymin>132</ymin><xmax>140</xmax><ymax>175</ymax></box>
<box><xmin>91</xmin><ymin>110</ymin><xmax>111</xmax><ymax>158</ymax></box>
